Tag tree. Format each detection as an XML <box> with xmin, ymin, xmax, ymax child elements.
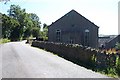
<box><xmin>29</xmin><ymin>13</ymin><xmax>41</xmax><ymax>28</ymax></box>
<box><xmin>32</xmin><ymin>27</ymin><xmax>40</xmax><ymax>38</ymax></box>
<box><xmin>9</xmin><ymin>25</ymin><xmax>21</xmax><ymax>41</ymax></box>
<box><xmin>2</xmin><ymin>13</ymin><xmax>20</xmax><ymax>40</ymax></box>
<box><xmin>23</xmin><ymin>13</ymin><xmax>41</xmax><ymax>39</ymax></box>
<box><xmin>8</xmin><ymin>5</ymin><xmax>27</xmax><ymax>38</ymax></box>
<box><xmin>0</xmin><ymin>13</ymin><xmax>2</xmax><ymax>39</ymax></box>
<box><xmin>6</xmin><ymin>5</ymin><xmax>41</xmax><ymax>40</ymax></box>
<box><xmin>2</xmin><ymin>14</ymin><xmax>11</xmax><ymax>38</ymax></box>
<box><xmin>22</xmin><ymin>13</ymin><xmax>33</xmax><ymax>39</ymax></box>
<box><xmin>43</xmin><ymin>23</ymin><xmax>47</xmax><ymax>29</ymax></box>
<box><xmin>2</xmin><ymin>5</ymin><xmax>41</xmax><ymax>41</ymax></box>
<box><xmin>40</xmin><ymin>23</ymin><xmax>48</xmax><ymax>41</ymax></box>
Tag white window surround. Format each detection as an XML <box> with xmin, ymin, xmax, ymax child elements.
<box><xmin>85</xmin><ymin>29</ymin><xmax>90</xmax><ymax>33</ymax></box>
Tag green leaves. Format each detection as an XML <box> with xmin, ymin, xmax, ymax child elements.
<box><xmin>2</xmin><ymin>13</ymin><xmax>20</xmax><ymax>38</ymax></box>
<box><xmin>32</xmin><ymin>27</ymin><xmax>40</xmax><ymax>37</ymax></box>
<box><xmin>115</xmin><ymin>42</ymin><xmax>120</xmax><ymax>50</ymax></box>
<box><xmin>2</xmin><ymin>4</ymin><xmax>41</xmax><ymax>41</ymax></box>
<box><xmin>40</xmin><ymin>23</ymin><xmax>48</xmax><ymax>41</ymax></box>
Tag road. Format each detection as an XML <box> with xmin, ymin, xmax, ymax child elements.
<box><xmin>0</xmin><ymin>44</ymin><xmax>2</xmax><ymax>79</ymax></box>
<box><xmin>1</xmin><ymin>41</ymin><xmax>109</xmax><ymax>78</ymax></box>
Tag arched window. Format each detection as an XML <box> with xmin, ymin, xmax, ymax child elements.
<box><xmin>84</xmin><ymin>29</ymin><xmax>90</xmax><ymax>46</ymax></box>
<box><xmin>56</xmin><ymin>29</ymin><xmax>61</xmax><ymax>42</ymax></box>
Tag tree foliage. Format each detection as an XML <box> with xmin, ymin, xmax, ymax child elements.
<box><xmin>2</xmin><ymin>4</ymin><xmax>41</xmax><ymax>41</ymax></box>
<box><xmin>40</xmin><ymin>23</ymin><xmax>48</xmax><ymax>41</ymax></box>
<box><xmin>2</xmin><ymin>13</ymin><xmax>20</xmax><ymax>40</ymax></box>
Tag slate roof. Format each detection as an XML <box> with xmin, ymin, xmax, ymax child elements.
<box><xmin>49</xmin><ymin>9</ymin><xmax>99</xmax><ymax>28</ymax></box>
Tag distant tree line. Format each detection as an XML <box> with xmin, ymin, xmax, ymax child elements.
<box><xmin>1</xmin><ymin>4</ymin><xmax>48</xmax><ymax>41</ymax></box>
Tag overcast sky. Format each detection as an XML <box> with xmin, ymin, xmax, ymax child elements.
<box><xmin>0</xmin><ymin>0</ymin><xmax>119</xmax><ymax>35</ymax></box>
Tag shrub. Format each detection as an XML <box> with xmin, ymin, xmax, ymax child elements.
<box><xmin>0</xmin><ymin>38</ymin><xmax>10</xmax><ymax>44</ymax></box>
<box><xmin>116</xmin><ymin>55</ymin><xmax>120</xmax><ymax>76</ymax></box>
<box><xmin>115</xmin><ymin>42</ymin><xmax>120</xmax><ymax>50</ymax></box>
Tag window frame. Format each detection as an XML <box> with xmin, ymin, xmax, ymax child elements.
<box><xmin>56</xmin><ymin>29</ymin><xmax>61</xmax><ymax>42</ymax></box>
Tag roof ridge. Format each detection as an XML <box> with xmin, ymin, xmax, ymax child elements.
<box><xmin>49</xmin><ymin>9</ymin><xmax>99</xmax><ymax>28</ymax></box>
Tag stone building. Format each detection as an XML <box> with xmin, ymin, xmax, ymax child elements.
<box><xmin>48</xmin><ymin>10</ymin><xmax>99</xmax><ymax>48</ymax></box>
<box><xmin>105</xmin><ymin>35</ymin><xmax>120</xmax><ymax>49</ymax></box>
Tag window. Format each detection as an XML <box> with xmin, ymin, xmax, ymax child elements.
<box><xmin>84</xmin><ymin>29</ymin><xmax>90</xmax><ymax>46</ymax></box>
<box><xmin>56</xmin><ymin>30</ymin><xmax>61</xmax><ymax>42</ymax></box>
<box><xmin>69</xmin><ymin>36</ymin><xmax>74</xmax><ymax>44</ymax></box>
<box><xmin>70</xmin><ymin>39</ymin><xmax>74</xmax><ymax>44</ymax></box>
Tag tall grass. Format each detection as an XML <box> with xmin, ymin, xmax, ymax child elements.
<box><xmin>0</xmin><ymin>38</ymin><xmax>10</xmax><ymax>44</ymax></box>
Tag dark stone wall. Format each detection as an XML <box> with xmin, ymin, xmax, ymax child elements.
<box><xmin>32</xmin><ymin>41</ymin><xmax>120</xmax><ymax>69</ymax></box>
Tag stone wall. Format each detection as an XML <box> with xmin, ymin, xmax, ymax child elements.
<box><xmin>32</xmin><ymin>41</ymin><xmax>120</xmax><ymax>69</ymax></box>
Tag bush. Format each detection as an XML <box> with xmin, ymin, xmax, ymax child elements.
<box><xmin>116</xmin><ymin>56</ymin><xmax>120</xmax><ymax>76</ymax></box>
<box><xmin>0</xmin><ymin>38</ymin><xmax>10</xmax><ymax>44</ymax></box>
<box><xmin>115</xmin><ymin>42</ymin><xmax>120</xmax><ymax>50</ymax></box>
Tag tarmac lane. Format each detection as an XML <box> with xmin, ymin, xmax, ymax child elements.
<box><xmin>2</xmin><ymin>41</ymin><xmax>109</xmax><ymax>78</ymax></box>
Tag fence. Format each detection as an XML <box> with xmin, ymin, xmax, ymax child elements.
<box><xmin>32</xmin><ymin>41</ymin><xmax>120</xmax><ymax>69</ymax></box>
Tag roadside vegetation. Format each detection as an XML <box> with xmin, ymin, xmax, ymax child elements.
<box><xmin>0</xmin><ymin>38</ymin><xmax>10</xmax><ymax>44</ymax></box>
<box><xmin>116</xmin><ymin>42</ymin><xmax>120</xmax><ymax>50</ymax></box>
<box><xmin>1</xmin><ymin>4</ymin><xmax>48</xmax><ymax>42</ymax></box>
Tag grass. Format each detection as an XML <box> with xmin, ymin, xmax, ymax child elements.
<box><xmin>0</xmin><ymin>38</ymin><xmax>10</xmax><ymax>44</ymax></box>
<box><xmin>96</xmin><ymin>68</ymin><xmax>119</xmax><ymax>78</ymax></box>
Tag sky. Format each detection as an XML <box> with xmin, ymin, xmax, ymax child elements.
<box><xmin>0</xmin><ymin>0</ymin><xmax>119</xmax><ymax>35</ymax></box>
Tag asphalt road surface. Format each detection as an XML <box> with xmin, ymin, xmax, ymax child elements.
<box><xmin>0</xmin><ymin>44</ymin><xmax>2</xmax><ymax>79</ymax></box>
<box><xmin>1</xmin><ymin>41</ymin><xmax>109</xmax><ymax>78</ymax></box>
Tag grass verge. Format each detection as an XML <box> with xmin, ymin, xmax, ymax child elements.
<box><xmin>0</xmin><ymin>38</ymin><xmax>10</xmax><ymax>44</ymax></box>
